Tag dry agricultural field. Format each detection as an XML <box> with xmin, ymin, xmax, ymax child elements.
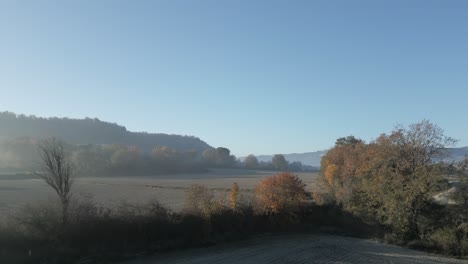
<box><xmin>3</xmin><ymin>169</ymin><xmax>467</xmax><ymax>264</ymax></box>
<box><xmin>0</xmin><ymin>169</ymin><xmax>319</xmax><ymax>218</ymax></box>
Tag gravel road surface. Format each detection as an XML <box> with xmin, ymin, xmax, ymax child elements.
<box><xmin>123</xmin><ymin>234</ymin><xmax>468</xmax><ymax>264</ymax></box>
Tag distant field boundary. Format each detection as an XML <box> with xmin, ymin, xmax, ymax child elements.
<box><xmin>84</xmin><ymin>180</ymin><xmax>256</xmax><ymax>193</ymax></box>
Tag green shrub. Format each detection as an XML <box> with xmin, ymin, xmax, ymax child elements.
<box><xmin>430</xmin><ymin>227</ymin><xmax>458</xmax><ymax>254</ymax></box>
<box><xmin>183</xmin><ymin>184</ymin><xmax>217</xmax><ymax>217</ymax></box>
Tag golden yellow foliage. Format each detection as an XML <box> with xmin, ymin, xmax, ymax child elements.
<box><xmin>324</xmin><ymin>164</ymin><xmax>338</xmax><ymax>185</ymax></box>
<box><xmin>229</xmin><ymin>182</ymin><xmax>240</xmax><ymax>209</ymax></box>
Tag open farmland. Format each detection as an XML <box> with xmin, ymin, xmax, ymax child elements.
<box><xmin>0</xmin><ymin>169</ymin><xmax>319</xmax><ymax>218</ymax></box>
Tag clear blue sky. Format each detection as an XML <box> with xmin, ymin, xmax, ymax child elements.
<box><xmin>0</xmin><ymin>1</ymin><xmax>467</xmax><ymax>156</ymax></box>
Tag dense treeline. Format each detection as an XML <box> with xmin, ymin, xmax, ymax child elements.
<box><xmin>316</xmin><ymin>120</ymin><xmax>468</xmax><ymax>255</ymax></box>
<box><xmin>0</xmin><ymin>139</ymin><xmax>230</xmax><ymax>175</ymax></box>
<box><xmin>0</xmin><ymin>138</ymin><xmax>313</xmax><ymax>175</ymax></box>
<box><xmin>242</xmin><ymin>153</ymin><xmax>316</xmax><ymax>172</ymax></box>
<box><xmin>0</xmin><ymin>138</ymin><xmax>205</xmax><ymax>175</ymax></box>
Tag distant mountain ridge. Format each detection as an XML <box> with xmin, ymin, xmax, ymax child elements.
<box><xmin>0</xmin><ymin>112</ymin><xmax>211</xmax><ymax>152</ymax></box>
<box><xmin>250</xmin><ymin>147</ymin><xmax>468</xmax><ymax>167</ymax></box>
<box><xmin>446</xmin><ymin>147</ymin><xmax>468</xmax><ymax>162</ymax></box>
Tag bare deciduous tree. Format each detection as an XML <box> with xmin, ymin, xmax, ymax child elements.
<box><xmin>35</xmin><ymin>138</ymin><xmax>74</xmax><ymax>226</ymax></box>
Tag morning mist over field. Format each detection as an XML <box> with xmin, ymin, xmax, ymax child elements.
<box><xmin>1</xmin><ymin>1</ymin><xmax>468</xmax><ymax>263</ymax></box>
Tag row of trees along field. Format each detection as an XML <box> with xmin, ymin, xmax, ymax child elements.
<box><xmin>316</xmin><ymin>120</ymin><xmax>468</xmax><ymax>255</ymax></box>
<box><xmin>243</xmin><ymin>153</ymin><xmax>313</xmax><ymax>171</ymax></box>
<box><xmin>0</xmin><ymin>138</ymin><xmax>313</xmax><ymax>175</ymax></box>
<box><xmin>0</xmin><ymin>139</ymin><xmax>208</xmax><ymax>175</ymax></box>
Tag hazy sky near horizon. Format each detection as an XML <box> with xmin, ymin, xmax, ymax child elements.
<box><xmin>1</xmin><ymin>1</ymin><xmax>467</xmax><ymax>156</ymax></box>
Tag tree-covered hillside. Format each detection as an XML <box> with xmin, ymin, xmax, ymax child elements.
<box><xmin>0</xmin><ymin>112</ymin><xmax>211</xmax><ymax>152</ymax></box>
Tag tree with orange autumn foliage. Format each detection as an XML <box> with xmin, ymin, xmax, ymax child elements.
<box><xmin>254</xmin><ymin>172</ymin><xmax>308</xmax><ymax>214</ymax></box>
<box><xmin>317</xmin><ymin>121</ymin><xmax>456</xmax><ymax>239</ymax></box>
<box><xmin>317</xmin><ymin>136</ymin><xmax>367</xmax><ymax>207</ymax></box>
<box><xmin>229</xmin><ymin>182</ymin><xmax>240</xmax><ymax>209</ymax></box>
<box><xmin>356</xmin><ymin>121</ymin><xmax>456</xmax><ymax>239</ymax></box>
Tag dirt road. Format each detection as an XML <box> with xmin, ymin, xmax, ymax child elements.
<box><xmin>123</xmin><ymin>234</ymin><xmax>467</xmax><ymax>264</ymax></box>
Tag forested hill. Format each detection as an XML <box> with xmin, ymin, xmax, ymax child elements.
<box><xmin>0</xmin><ymin>112</ymin><xmax>211</xmax><ymax>152</ymax></box>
